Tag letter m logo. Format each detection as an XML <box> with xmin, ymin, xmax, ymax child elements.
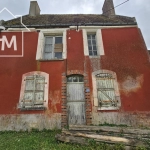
<box><xmin>0</xmin><ymin>35</ymin><xmax>17</xmax><ymax>51</ymax></box>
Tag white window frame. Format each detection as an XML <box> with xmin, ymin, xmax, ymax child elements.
<box><xmin>92</xmin><ymin>70</ymin><xmax>121</xmax><ymax>110</ymax></box>
<box><xmin>18</xmin><ymin>71</ymin><xmax>49</xmax><ymax>110</ymax></box>
<box><xmin>43</xmin><ymin>36</ymin><xmax>63</xmax><ymax>60</ymax></box>
<box><xmin>83</xmin><ymin>29</ymin><xmax>105</xmax><ymax>57</ymax></box>
<box><xmin>36</xmin><ymin>29</ymin><xmax>67</xmax><ymax>60</ymax></box>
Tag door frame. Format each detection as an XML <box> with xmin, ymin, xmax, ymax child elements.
<box><xmin>61</xmin><ymin>70</ymin><xmax>92</xmax><ymax>128</ymax></box>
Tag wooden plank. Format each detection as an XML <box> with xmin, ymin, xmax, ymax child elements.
<box><xmin>56</xmin><ymin>133</ymin><xmax>133</xmax><ymax>149</ymax></box>
<box><xmin>69</xmin><ymin>125</ymin><xmax>150</xmax><ymax>135</ymax></box>
<box><xmin>62</xmin><ymin>130</ymin><xmax>134</xmax><ymax>145</ymax></box>
<box><xmin>54</xmin><ymin>44</ymin><xmax>63</xmax><ymax>52</ymax></box>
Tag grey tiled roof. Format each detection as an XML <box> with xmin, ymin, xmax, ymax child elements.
<box><xmin>3</xmin><ymin>14</ymin><xmax>136</xmax><ymax>27</ymax></box>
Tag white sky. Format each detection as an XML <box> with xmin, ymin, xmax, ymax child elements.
<box><xmin>0</xmin><ymin>0</ymin><xmax>150</xmax><ymax>49</ymax></box>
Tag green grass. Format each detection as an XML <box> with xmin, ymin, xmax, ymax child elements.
<box><xmin>0</xmin><ymin>129</ymin><xmax>148</xmax><ymax>150</ymax></box>
<box><xmin>0</xmin><ymin>129</ymin><xmax>128</xmax><ymax>150</ymax></box>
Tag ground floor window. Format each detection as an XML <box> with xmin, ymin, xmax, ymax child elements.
<box><xmin>18</xmin><ymin>71</ymin><xmax>49</xmax><ymax>110</ymax></box>
<box><xmin>92</xmin><ymin>70</ymin><xmax>121</xmax><ymax>110</ymax></box>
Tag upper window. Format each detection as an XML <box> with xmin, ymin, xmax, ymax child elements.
<box><xmin>44</xmin><ymin>36</ymin><xmax>63</xmax><ymax>60</ymax></box>
<box><xmin>18</xmin><ymin>72</ymin><xmax>49</xmax><ymax>110</ymax></box>
<box><xmin>36</xmin><ymin>30</ymin><xmax>67</xmax><ymax>60</ymax></box>
<box><xmin>87</xmin><ymin>34</ymin><xmax>97</xmax><ymax>56</ymax></box>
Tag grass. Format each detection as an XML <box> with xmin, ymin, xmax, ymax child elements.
<box><xmin>0</xmin><ymin>129</ymin><xmax>127</xmax><ymax>150</ymax></box>
<box><xmin>0</xmin><ymin>129</ymin><xmax>148</xmax><ymax>150</ymax></box>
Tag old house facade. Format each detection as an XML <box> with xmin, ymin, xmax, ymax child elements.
<box><xmin>0</xmin><ymin>0</ymin><xmax>150</xmax><ymax>131</ymax></box>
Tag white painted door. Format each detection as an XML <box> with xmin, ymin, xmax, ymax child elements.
<box><xmin>67</xmin><ymin>75</ymin><xmax>86</xmax><ymax>125</ymax></box>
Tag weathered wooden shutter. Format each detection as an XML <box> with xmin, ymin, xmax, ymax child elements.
<box><xmin>96</xmin><ymin>73</ymin><xmax>117</xmax><ymax>107</ymax></box>
<box><xmin>22</xmin><ymin>75</ymin><xmax>45</xmax><ymax>109</ymax></box>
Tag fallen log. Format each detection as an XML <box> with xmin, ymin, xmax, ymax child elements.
<box><xmin>69</xmin><ymin>125</ymin><xmax>150</xmax><ymax>135</ymax></box>
<box><xmin>56</xmin><ymin>134</ymin><xmax>132</xmax><ymax>150</ymax></box>
<box><xmin>62</xmin><ymin>130</ymin><xmax>136</xmax><ymax>145</ymax></box>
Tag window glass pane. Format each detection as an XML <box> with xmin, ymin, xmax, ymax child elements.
<box><xmin>55</xmin><ymin>52</ymin><xmax>62</xmax><ymax>59</ymax></box>
<box><xmin>79</xmin><ymin>76</ymin><xmax>84</xmax><ymax>82</ymax></box>
<box><xmin>93</xmin><ymin>51</ymin><xmax>97</xmax><ymax>56</ymax></box>
<box><xmin>55</xmin><ymin>37</ymin><xmax>62</xmax><ymax>44</ymax></box>
<box><xmin>88</xmin><ymin>46</ymin><xmax>92</xmax><ymax>50</ymax></box>
<box><xmin>45</xmin><ymin>37</ymin><xmax>53</xmax><ymax>44</ymax></box>
<box><xmin>87</xmin><ymin>35</ymin><xmax>91</xmax><ymax>39</ymax></box>
<box><xmin>93</xmin><ymin>46</ymin><xmax>97</xmax><ymax>50</ymax></box>
<box><xmin>44</xmin><ymin>52</ymin><xmax>53</xmax><ymax>60</ymax></box>
<box><xmin>92</xmin><ymin>35</ymin><xmax>96</xmax><ymax>39</ymax></box>
<box><xmin>45</xmin><ymin>44</ymin><xmax>53</xmax><ymax>52</ymax></box>
<box><xmin>67</xmin><ymin>77</ymin><xmax>72</xmax><ymax>82</ymax></box>
<box><xmin>88</xmin><ymin>40</ymin><xmax>91</xmax><ymax>45</ymax></box>
<box><xmin>72</xmin><ymin>76</ymin><xmax>78</xmax><ymax>82</ymax></box>
<box><xmin>92</xmin><ymin>40</ymin><xmax>96</xmax><ymax>45</ymax></box>
<box><xmin>89</xmin><ymin>51</ymin><xmax>93</xmax><ymax>56</ymax></box>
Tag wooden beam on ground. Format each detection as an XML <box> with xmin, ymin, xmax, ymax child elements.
<box><xmin>69</xmin><ymin>125</ymin><xmax>150</xmax><ymax>135</ymax></box>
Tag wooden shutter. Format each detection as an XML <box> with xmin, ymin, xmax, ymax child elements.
<box><xmin>96</xmin><ymin>73</ymin><xmax>116</xmax><ymax>107</ymax></box>
<box><xmin>23</xmin><ymin>75</ymin><xmax>45</xmax><ymax>108</ymax></box>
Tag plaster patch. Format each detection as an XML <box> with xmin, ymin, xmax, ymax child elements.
<box><xmin>121</xmin><ymin>75</ymin><xmax>143</xmax><ymax>94</ymax></box>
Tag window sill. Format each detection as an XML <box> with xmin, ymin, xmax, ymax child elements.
<box><xmin>19</xmin><ymin>106</ymin><xmax>46</xmax><ymax>111</ymax></box>
<box><xmin>38</xmin><ymin>59</ymin><xmax>64</xmax><ymax>62</ymax></box>
<box><xmin>89</xmin><ymin>56</ymin><xmax>100</xmax><ymax>58</ymax></box>
<box><xmin>98</xmin><ymin>107</ymin><xmax>120</xmax><ymax>111</ymax></box>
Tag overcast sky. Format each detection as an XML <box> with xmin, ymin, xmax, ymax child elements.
<box><xmin>0</xmin><ymin>0</ymin><xmax>150</xmax><ymax>49</ymax></box>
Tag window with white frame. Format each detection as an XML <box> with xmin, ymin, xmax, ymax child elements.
<box><xmin>18</xmin><ymin>72</ymin><xmax>49</xmax><ymax>110</ymax></box>
<box><xmin>44</xmin><ymin>36</ymin><xmax>63</xmax><ymax>60</ymax></box>
<box><xmin>92</xmin><ymin>70</ymin><xmax>121</xmax><ymax>110</ymax></box>
<box><xmin>87</xmin><ymin>34</ymin><xmax>97</xmax><ymax>56</ymax></box>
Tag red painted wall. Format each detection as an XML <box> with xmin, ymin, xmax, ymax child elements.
<box><xmin>0</xmin><ymin>31</ymin><xmax>65</xmax><ymax>114</ymax></box>
<box><xmin>67</xmin><ymin>30</ymin><xmax>85</xmax><ymax>71</ymax></box>
<box><xmin>101</xmin><ymin>27</ymin><xmax>150</xmax><ymax>111</ymax></box>
<box><xmin>0</xmin><ymin>27</ymin><xmax>150</xmax><ymax>116</ymax></box>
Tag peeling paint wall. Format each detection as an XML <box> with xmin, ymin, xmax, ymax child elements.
<box><xmin>92</xmin><ymin>112</ymin><xmax>150</xmax><ymax>127</ymax></box>
<box><xmin>0</xmin><ymin>27</ymin><xmax>150</xmax><ymax>130</ymax></box>
<box><xmin>0</xmin><ymin>114</ymin><xmax>61</xmax><ymax>131</ymax></box>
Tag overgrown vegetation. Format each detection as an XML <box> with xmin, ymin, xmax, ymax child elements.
<box><xmin>0</xmin><ymin>129</ymin><xmax>149</xmax><ymax>150</ymax></box>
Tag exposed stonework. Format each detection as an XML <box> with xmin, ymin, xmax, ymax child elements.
<box><xmin>0</xmin><ymin>114</ymin><xmax>61</xmax><ymax>131</ymax></box>
<box><xmin>92</xmin><ymin>112</ymin><xmax>150</xmax><ymax>127</ymax></box>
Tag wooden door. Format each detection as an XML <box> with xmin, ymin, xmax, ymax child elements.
<box><xmin>67</xmin><ymin>75</ymin><xmax>85</xmax><ymax>125</ymax></box>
